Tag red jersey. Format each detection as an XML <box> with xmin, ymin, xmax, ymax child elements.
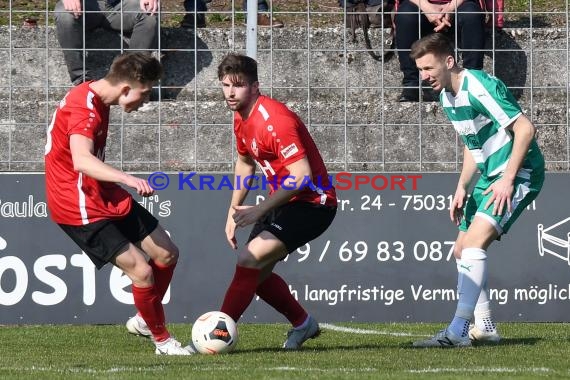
<box><xmin>45</xmin><ymin>82</ymin><xmax>132</xmax><ymax>225</ymax></box>
<box><xmin>234</xmin><ymin>95</ymin><xmax>337</xmax><ymax>207</ymax></box>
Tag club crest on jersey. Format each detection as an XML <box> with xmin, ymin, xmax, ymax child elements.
<box><xmin>280</xmin><ymin>143</ymin><xmax>298</xmax><ymax>159</ymax></box>
<box><xmin>251</xmin><ymin>138</ymin><xmax>259</xmax><ymax>157</ymax></box>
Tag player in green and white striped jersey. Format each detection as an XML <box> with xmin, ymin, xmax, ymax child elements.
<box><xmin>409</xmin><ymin>33</ymin><xmax>545</xmax><ymax>348</ymax></box>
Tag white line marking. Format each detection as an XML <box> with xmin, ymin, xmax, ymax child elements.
<box><xmin>0</xmin><ymin>366</ymin><xmax>377</xmax><ymax>374</ymax></box>
<box><xmin>320</xmin><ymin>323</ymin><xmax>430</xmax><ymax>337</ymax></box>
<box><xmin>268</xmin><ymin>367</ymin><xmax>377</xmax><ymax>372</ymax></box>
<box><xmin>408</xmin><ymin>367</ymin><xmax>551</xmax><ymax>374</ymax></box>
<box><xmin>0</xmin><ymin>366</ymin><xmax>167</xmax><ymax>374</ymax></box>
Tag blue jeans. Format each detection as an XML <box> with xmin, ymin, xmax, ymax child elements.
<box><xmin>184</xmin><ymin>0</ymin><xmax>269</xmax><ymax>12</ymax></box>
<box><xmin>54</xmin><ymin>0</ymin><xmax>158</xmax><ymax>84</ymax></box>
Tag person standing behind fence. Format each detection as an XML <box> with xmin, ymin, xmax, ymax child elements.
<box><xmin>215</xmin><ymin>53</ymin><xmax>336</xmax><ymax>350</ymax></box>
<box><xmin>54</xmin><ymin>0</ymin><xmax>159</xmax><ymax>86</ymax></box>
<box><xmin>45</xmin><ymin>53</ymin><xmax>191</xmax><ymax>355</ymax></box>
<box><xmin>410</xmin><ymin>33</ymin><xmax>544</xmax><ymax>347</ymax></box>
<box><xmin>180</xmin><ymin>0</ymin><xmax>283</xmax><ymax>28</ymax></box>
<box><xmin>394</xmin><ymin>0</ymin><xmax>485</xmax><ymax>102</ymax></box>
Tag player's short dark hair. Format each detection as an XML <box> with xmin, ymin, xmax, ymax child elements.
<box><xmin>105</xmin><ymin>52</ymin><xmax>163</xmax><ymax>86</ymax></box>
<box><xmin>217</xmin><ymin>53</ymin><xmax>258</xmax><ymax>84</ymax></box>
<box><xmin>410</xmin><ymin>33</ymin><xmax>455</xmax><ymax>61</ymax></box>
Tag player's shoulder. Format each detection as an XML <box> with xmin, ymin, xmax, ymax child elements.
<box><xmin>465</xmin><ymin>69</ymin><xmax>504</xmax><ymax>90</ymax></box>
<box><xmin>63</xmin><ymin>83</ymin><xmax>94</xmax><ymax>107</ymax></box>
<box><xmin>257</xmin><ymin>96</ymin><xmax>294</xmax><ymax>117</ymax></box>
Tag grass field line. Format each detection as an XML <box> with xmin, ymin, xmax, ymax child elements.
<box><xmin>407</xmin><ymin>367</ymin><xmax>552</xmax><ymax>374</ymax></box>
<box><xmin>0</xmin><ymin>366</ymin><xmax>165</xmax><ymax>374</ymax></box>
<box><xmin>0</xmin><ymin>365</ymin><xmax>378</xmax><ymax>374</ymax></box>
<box><xmin>321</xmin><ymin>323</ymin><xmax>430</xmax><ymax>337</ymax></box>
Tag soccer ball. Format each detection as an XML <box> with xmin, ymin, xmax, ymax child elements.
<box><xmin>191</xmin><ymin>311</ymin><xmax>238</xmax><ymax>354</ymax></box>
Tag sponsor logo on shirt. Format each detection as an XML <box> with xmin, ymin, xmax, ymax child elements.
<box><xmin>280</xmin><ymin>143</ymin><xmax>298</xmax><ymax>159</ymax></box>
<box><xmin>251</xmin><ymin>138</ymin><xmax>259</xmax><ymax>157</ymax></box>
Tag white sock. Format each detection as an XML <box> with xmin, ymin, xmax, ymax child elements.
<box><xmin>474</xmin><ymin>300</ymin><xmax>497</xmax><ymax>332</ymax></box>
<box><xmin>449</xmin><ymin>248</ymin><xmax>487</xmax><ymax>337</ymax></box>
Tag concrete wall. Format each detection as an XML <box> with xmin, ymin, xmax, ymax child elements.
<box><xmin>0</xmin><ymin>26</ymin><xmax>568</xmax><ymax>171</ymax></box>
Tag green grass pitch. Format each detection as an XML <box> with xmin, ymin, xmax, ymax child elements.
<box><xmin>1</xmin><ymin>322</ymin><xmax>569</xmax><ymax>379</ymax></box>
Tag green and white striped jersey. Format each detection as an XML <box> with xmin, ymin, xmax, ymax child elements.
<box><xmin>440</xmin><ymin>69</ymin><xmax>544</xmax><ymax>179</ymax></box>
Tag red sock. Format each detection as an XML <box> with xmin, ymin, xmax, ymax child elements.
<box><xmin>256</xmin><ymin>272</ymin><xmax>307</xmax><ymax>327</ymax></box>
<box><xmin>132</xmin><ymin>284</ymin><xmax>170</xmax><ymax>342</ymax></box>
<box><xmin>220</xmin><ymin>265</ymin><xmax>260</xmax><ymax>322</ymax></box>
<box><xmin>149</xmin><ymin>260</ymin><xmax>176</xmax><ymax>300</ymax></box>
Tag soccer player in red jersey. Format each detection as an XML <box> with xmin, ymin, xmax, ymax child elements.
<box><xmin>44</xmin><ymin>53</ymin><xmax>191</xmax><ymax>355</ymax></box>
<box><xmin>217</xmin><ymin>53</ymin><xmax>337</xmax><ymax>349</ymax></box>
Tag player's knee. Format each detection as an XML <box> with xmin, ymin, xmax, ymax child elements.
<box><xmin>159</xmin><ymin>243</ymin><xmax>179</xmax><ymax>266</ymax></box>
<box><xmin>236</xmin><ymin>250</ymin><xmax>261</xmax><ymax>268</ymax></box>
<box><xmin>131</xmin><ymin>263</ymin><xmax>154</xmax><ymax>285</ymax></box>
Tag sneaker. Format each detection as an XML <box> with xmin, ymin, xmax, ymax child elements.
<box><xmin>181</xmin><ymin>13</ymin><xmax>206</xmax><ymax>29</ymax></box>
<box><xmin>398</xmin><ymin>87</ymin><xmax>420</xmax><ymax>102</ymax></box>
<box><xmin>126</xmin><ymin>315</ymin><xmax>151</xmax><ymax>338</ymax></box>
<box><xmin>421</xmin><ymin>88</ymin><xmax>439</xmax><ymax>102</ymax></box>
<box><xmin>469</xmin><ymin>325</ymin><xmax>501</xmax><ymax>343</ymax></box>
<box><xmin>398</xmin><ymin>87</ymin><xmax>439</xmax><ymax>102</ymax></box>
<box><xmin>413</xmin><ymin>329</ymin><xmax>472</xmax><ymax>348</ymax></box>
<box><xmin>155</xmin><ymin>337</ymin><xmax>193</xmax><ymax>355</ymax></box>
<box><xmin>283</xmin><ymin>316</ymin><xmax>321</xmax><ymax>350</ymax></box>
<box><xmin>183</xmin><ymin>341</ymin><xmax>198</xmax><ymax>354</ymax></box>
<box><xmin>257</xmin><ymin>14</ymin><xmax>284</xmax><ymax>28</ymax></box>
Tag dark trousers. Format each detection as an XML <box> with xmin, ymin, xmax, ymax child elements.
<box><xmin>184</xmin><ymin>0</ymin><xmax>269</xmax><ymax>12</ymax></box>
<box><xmin>55</xmin><ymin>0</ymin><xmax>157</xmax><ymax>84</ymax></box>
<box><xmin>395</xmin><ymin>0</ymin><xmax>485</xmax><ymax>87</ymax></box>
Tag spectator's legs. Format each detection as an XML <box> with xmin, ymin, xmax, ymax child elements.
<box><xmin>394</xmin><ymin>0</ymin><xmax>433</xmax><ymax>100</ymax></box>
<box><xmin>54</xmin><ymin>0</ymin><xmax>104</xmax><ymax>84</ymax></box>
<box><xmin>182</xmin><ymin>0</ymin><xmax>207</xmax><ymax>28</ymax></box>
<box><xmin>456</xmin><ymin>1</ymin><xmax>485</xmax><ymax>70</ymax></box>
<box><xmin>243</xmin><ymin>0</ymin><xmax>269</xmax><ymax>12</ymax></box>
<box><xmin>243</xmin><ymin>0</ymin><xmax>283</xmax><ymax>28</ymax></box>
<box><xmin>104</xmin><ymin>0</ymin><xmax>158</xmax><ymax>52</ymax></box>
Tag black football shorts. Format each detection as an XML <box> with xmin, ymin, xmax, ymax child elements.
<box><xmin>58</xmin><ymin>200</ymin><xmax>158</xmax><ymax>269</ymax></box>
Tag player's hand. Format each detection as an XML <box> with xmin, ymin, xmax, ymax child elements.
<box><xmin>63</xmin><ymin>0</ymin><xmax>83</xmax><ymax>18</ymax></box>
<box><xmin>140</xmin><ymin>0</ymin><xmax>159</xmax><ymax>15</ymax></box>
<box><xmin>125</xmin><ymin>175</ymin><xmax>155</xmax><ymax>197</ymax></box>
<box><xmin>483</xmin><ymin>177</ymin><xmax>514</xmax><ymax>216</ymax></box>
<box><xmin>225</xmin><ymin>208</ymin><xmax>238</xmax><ymax>249</ymax></box>
<box><xmin>450</xmin><ymin>186</ymin><xmax>467</xmax><ymax>225</ymax></box>
<box><xmin>232</xmin><ymin>205</ymin><xmax>263</xmax><ymax>229</ymax></box>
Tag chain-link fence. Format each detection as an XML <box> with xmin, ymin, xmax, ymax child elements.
<box><xmin>0</xmin><ymin>1</ymin><xmax>568</xmax><ymax>172</ymax></box>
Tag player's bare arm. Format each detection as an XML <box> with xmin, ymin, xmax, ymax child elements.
<box><xmin>232</xmin><ymin>157</ymin><xmax>312</xmax><ymax>229</ymax></box>
<box><xmin>62</xmin><ymin>0</ymin><xmax>82</xmax><ymax>18</ymax></box>
<box><xmin>226</xmin><ymin>154</ymin><xmax>256</xmax><ymax>249</ymax></box>
<box><xmin>69</xmin><ymin>134</ymin><xmax>154</xmax><ymax>197</ymax></box>
<box><xmin>483</xmin><ymin>115</ymin><xmax>536</xmax><ymax>215</ymax></box>
<box><xmin>451</xmin><ymin>146</ymin><xmax>478</xmax><ymax>225</ymax></box>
